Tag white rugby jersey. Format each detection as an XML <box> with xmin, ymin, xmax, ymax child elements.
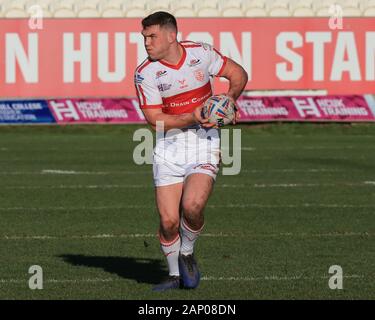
<box><xmin>134</xmin><ymin>41</ymin><xmax>227</xmax><ymax>115</ymax></box>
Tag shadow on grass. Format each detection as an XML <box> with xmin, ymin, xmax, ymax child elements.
<box><xmin>58</xmin><ymin>254</ymin><xmax>166</xmax><ymax>285</ymax></box>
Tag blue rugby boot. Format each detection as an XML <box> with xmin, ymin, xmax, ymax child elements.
<box><xmin>152</xmin><ymin>275</ymin><xmax>182</xmax><ymax>292</ymax></box>
<box><xmin>178</xmin><ymin>254</ymin><xmax>200</xmax><ymax>289</ymax></box>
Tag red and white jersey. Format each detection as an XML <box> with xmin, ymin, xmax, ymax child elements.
<box><xmin>134</xmin><ymin>41</ymin><xmax>227</xmax><ymax>115</ymax></box>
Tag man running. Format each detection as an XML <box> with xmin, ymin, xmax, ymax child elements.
<box><xmin>134</xmin><ymin>11</ymin><xmax>248</xmax><ymax>291</ymax></box>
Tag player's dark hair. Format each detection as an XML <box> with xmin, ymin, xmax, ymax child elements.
<box><xmin>142</xmin><ymin>11</ymin><xmax>178</xmax><ymax>33</ymax></box>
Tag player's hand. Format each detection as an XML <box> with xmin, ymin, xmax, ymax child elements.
<box><xmin>222</xmin><ymin>94</ymin><xmax>241</xmax><ymax>125</ymax></box>
<box><xmin>233</xmin><ymin>106</ymin><xmax>241</xmax><ymax>125</ymax></box>
<box><xmin>193</xmin><ymin>105</ymin><xmax>216</xmax><ymax>128</ymax></box>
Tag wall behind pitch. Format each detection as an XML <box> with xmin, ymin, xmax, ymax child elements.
<box><xmin>0</xmin><ymin>18</ymin><xmax>374</xmax><ymax>98</ymax></box>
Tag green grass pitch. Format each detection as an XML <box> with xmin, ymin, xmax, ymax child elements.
<box><xmin>0</xmin><ymin>123</ymin><xmax>374</xmax><ymax>299</ymax></box>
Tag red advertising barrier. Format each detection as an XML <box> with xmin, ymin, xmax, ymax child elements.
<box><xmin>1</xmin><ymin>95</ymin><xmax>374</xmax><ymax>124</ymax></box>
<box><xmin>0</xmin><ymin>18</ymin><xmax>374</xmax><ymax>99</ymax></box>
<box><xmin>237</xmin><ymin>95</ymin><xmax>375</xmax><ymax>122</ymax></box>
<box><xmin>47</xmin><ymin>98</ymin><xmax>145</xmax><ymax>124</ymax></box>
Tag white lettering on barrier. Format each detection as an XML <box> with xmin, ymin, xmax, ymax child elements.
<box><xmin>276</xmin><ymin>32</ymin><xmax>303</xmax><ymax>81</ymax></box>
<box><xmin>292</xmin><ymin>97</ymin><xmax>321</xmax><ymax>118</ymax></box>
<box><xmin>237</xmin><ymin>99</ymin><xmax>288</xmax><ymax>116</ymax></box>
<box><xmin>276</xmin><ymin>31</ymin><xmax>370</xmax><ymax>82</ymax></box>
<box><xmin>219</xmin><ymin>32</ymin><xmax>252</xmax><ymax>81</ymax></box>
<box><xmin>131</xmin><ymin>99</ymin><xmax>145</xmax><ymax>120</ymax></box>
<box><xmin>129</xmin><ymin>32</ymin><xmax>147</xmax><ymax>66</ymax></box>
<box><xmin>364</xmin><ymin>94</ymin><xmax>375</xmax><ymax>117</ymax></box>
<box><xmin>98</xmin><ymin>33</ymin><xmax>126</xmax><ymax>82</ymax></box>
<box><xmin>63</xmin><ymin>33</ymin><xmax>92</xmax><ymax>83</ymax></box>
<box><xmin>330</xmin><ymin>32</ymin><xmax>361</xmax><ymax>81</ymax></box>
<box><xmin>366</xmin><ymin>32</ymin><xmax>375</xmax><ymax>81</ymax></box>
<box><xmin>49</xmin><ymin>100</ymin><xmax>80</xmax><ymax>121</ymax></box>
<box><xmin>2</xmin><ymin>30</ymin><xmax>375</xmax><ymax>86</ymax></box>
<box><xmin>306</xmin><ymin>32</ymin><xmax>332</xmax><ymax>81</ymax></box>
<box><xmin>78</xmin><ymin>109</ymin><xmax>127</xmax><ymax>119</ymax></box>
<box><xmin>316</xmin><ymin>99</ymin><xmax>345</xmax><ymax>108</ymax></box>
<box><xmin>320</xmin><ymin>107</ymin><xmax>368</xmax><ymax>116</ymax></box>
<box><xmin>5</xmin><ymin>33</ymin><xmax>38</xmax><ymax>83</ymax></box>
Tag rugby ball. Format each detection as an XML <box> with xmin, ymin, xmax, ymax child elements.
<box><xmin>202</xmin><ymin>94</ymin><xmax>236</xmax><ymax>127</ymax></box>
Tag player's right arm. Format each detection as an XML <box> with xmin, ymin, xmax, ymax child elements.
<box><xmin>135</xmin><ymin>68</ymin><xmax>212</xmax><ymax>131</ymax></box>
<box><xmin>142</xmin><ymin>107</ymin><xmax>210</xmax><ymax>131</ymax></box>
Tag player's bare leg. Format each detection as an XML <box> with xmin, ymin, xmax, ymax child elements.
<box><xmin>179</xmin><ymin>173</ymin><xmax>215</xmax><ymax>289</ymax></box>
<box><xmin>153</xmin><ymin>182</ymin><xmax>184</xmax><ymax>291</ymax></box>
<box><xmin>182</xmin><ymin>173</ymin><xmax>214</xmax><ymax>231</ymax></box>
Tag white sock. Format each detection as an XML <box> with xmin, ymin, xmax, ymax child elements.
<box><xmin>180</xmin><ymin>218</ymin><xmax>204</xmax><ymax>256</ymax></box>
<box><xmin>159</xmin><ymin>234</ymin><xmax>181</xmax><ymax>276</ymax></box>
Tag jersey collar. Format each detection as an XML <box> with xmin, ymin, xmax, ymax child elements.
<box><xmin>159</xmin><ymin>44</ymin><xmax>186</xmax><ymax>70</ymax></box>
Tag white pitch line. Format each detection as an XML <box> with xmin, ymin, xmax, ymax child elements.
<box><xmin>42</xmin><ymin>170</ymin><xmax>77</xmax><ymax>174</ymax></box>
<box><xmin>0</xmin><ymin>205</ymin><xmax>151</xmax><ymax>211</ymax></box>
<box><xmin>0</xmin><ymin>170</ymin><xmax>152</xmax><ymax>175</ymax></box>
<box><xmin>46</xmin><ymin>278</ymin><xmax>115</xmax><ymax>283</ymax></box>
<box><xmin>0</xmin><ymin>274</ymin><xmax>366</xmax><ymax>284</ymax></box>
<box><xmin>2</xmin><ymin>185</ymin><xmax>149</xmax><ymax>190</ymax></box>
<box><xmin>222</xmin><ymin>182</ymin><xmax>375</xmax><ymax>188</ymax></box>
<box><xmin>3</xmin><ymin>144</ymin><xmax>375</xmax><ymax>152</ymax></box>
<box><xmin>3</xmin><ymin>181</ymin><xmax>374</xmax><ymax>190</ymax></box>
<box><xmin>0</xmin><ymin>205</ymin><xmax>149</xmax><ymax>211</ymax></box>
<box><xmin>41</xmin><ymin>170</ymin><xmax>151</xmax><ymax>175</ymax></box>
<box><xmin>201</xmin><ymin>274</ymin><xmax>366</xmax><ymax>281</ymax></box>
<box><xmin>258</xmin><ymin>146</ymin><xmax>375</xmax><ymax>150</ymax></box>
<box><xmin>0</xmin><ymin>278</ymin><xmax>115</xmax><ymax>284</ymax></box>
<box><xmin>241</xmin><ymin>168</ymin><xmax>341</xmax><ymax>173</ymax></box>
<box><xmin>213</xmin><ymin>203</ymin><xmax>375</xmax><ymax>208</ymax></box>
<box><xmin>254</xmin><ymin>183</ymin><xmax>322</xmax><ymax>188</ymax></box>
<box><xmin>240</xmin><ymin>147</ymin><xmax>256</xmax><ymax>151</ymax></box>
<box><xmin>2</xmin><ymin>234</ymin><xmax>157</xmax><ymax>240</ymax></box>
<box><xmin>220</xmin><ymin>183</ymin><xmax>323</xmax><ymax>188</ymax></box>
<box><xmin>1</xmin><ymin>231</ymin><xmax>372</xmax><ymax>241</ymax></box>
<box><xmin>0</xmin><ymin>168</ymin><xmax>342</xmax><ymax>175</ymax></box>
<box><xmin>0</xmin><ymin>203</ymin><xmax>374</xmax><ymax>212</ymax></box>
<box><xmin>220</xmin><ymin>146</ymin><xmax>375</xmax><ymax>151</ymax></box>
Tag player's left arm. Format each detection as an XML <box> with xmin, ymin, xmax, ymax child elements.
<box><xmin>218</xmin><ymin>58</ymin><xmax>248</xmax><ymax>123</ymax></box>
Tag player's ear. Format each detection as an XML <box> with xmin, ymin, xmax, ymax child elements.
<box><xmin>167</xmin><ymin>29</ymin><xmax>177</xmax><ymax>44</ymax></box>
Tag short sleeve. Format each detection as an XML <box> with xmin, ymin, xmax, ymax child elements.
<box><xmin>134</xmin><ymin>71</ymin><xmax>163</xmax><ymax>109</ymax></box>
<box><xmin>199</xmin><ymin>42</ymin><xmax>228</xmax><ymax>77</ymax></box>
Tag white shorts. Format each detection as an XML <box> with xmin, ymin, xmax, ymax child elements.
<box><xmin>153</xmin><ymin>126</ymin><xmax>221</xmax><ymax>187</ymax></box>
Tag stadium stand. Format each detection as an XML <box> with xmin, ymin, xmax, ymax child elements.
<box><xmin>77</xmin><ymin>8</ymin><xmax>101</xmax><ymax>17</ymax></box>
<box><xmin>101</xmin><ymin>7</ymin><xmax>123</xmax><ymax>17</ymax></box>
<box><xmin>49</xmin><ymin>0</ymin><xmax>75</xmax><ymax>11</ymax></box>
<box><xmin>197</xmin><ymin>7</ymin><xmax>221</xmax><ymax>17</ymax></box>
<box><xmin>221</xmin><ymin>7</ymin><xmax>245</xmax><ymax>17</ymax></box>
<box><xmin>53</xmin><ymin>7</ymin><xmax>76</xmax><ymax>17</ymax></box>
<box><xmin>0</xmin><ymin>0</ymin><xmax>374</xmax><ymax>17</ymax></box>
<box><xmin>147</xmin><ymin>0</ymin><xmax>171</xmax><ymax>11</ymax></box>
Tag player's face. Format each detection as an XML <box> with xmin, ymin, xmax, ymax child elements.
<box><xmin>142</xmin><ymin>25</ymin><xmax>174</xmax><ymax>61</ymax></box>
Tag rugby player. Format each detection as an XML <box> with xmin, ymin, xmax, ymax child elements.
<box><xmin>134</xmin><ymin>11</ymin><xmax>248</xmax><ymax>291</ymax></box>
